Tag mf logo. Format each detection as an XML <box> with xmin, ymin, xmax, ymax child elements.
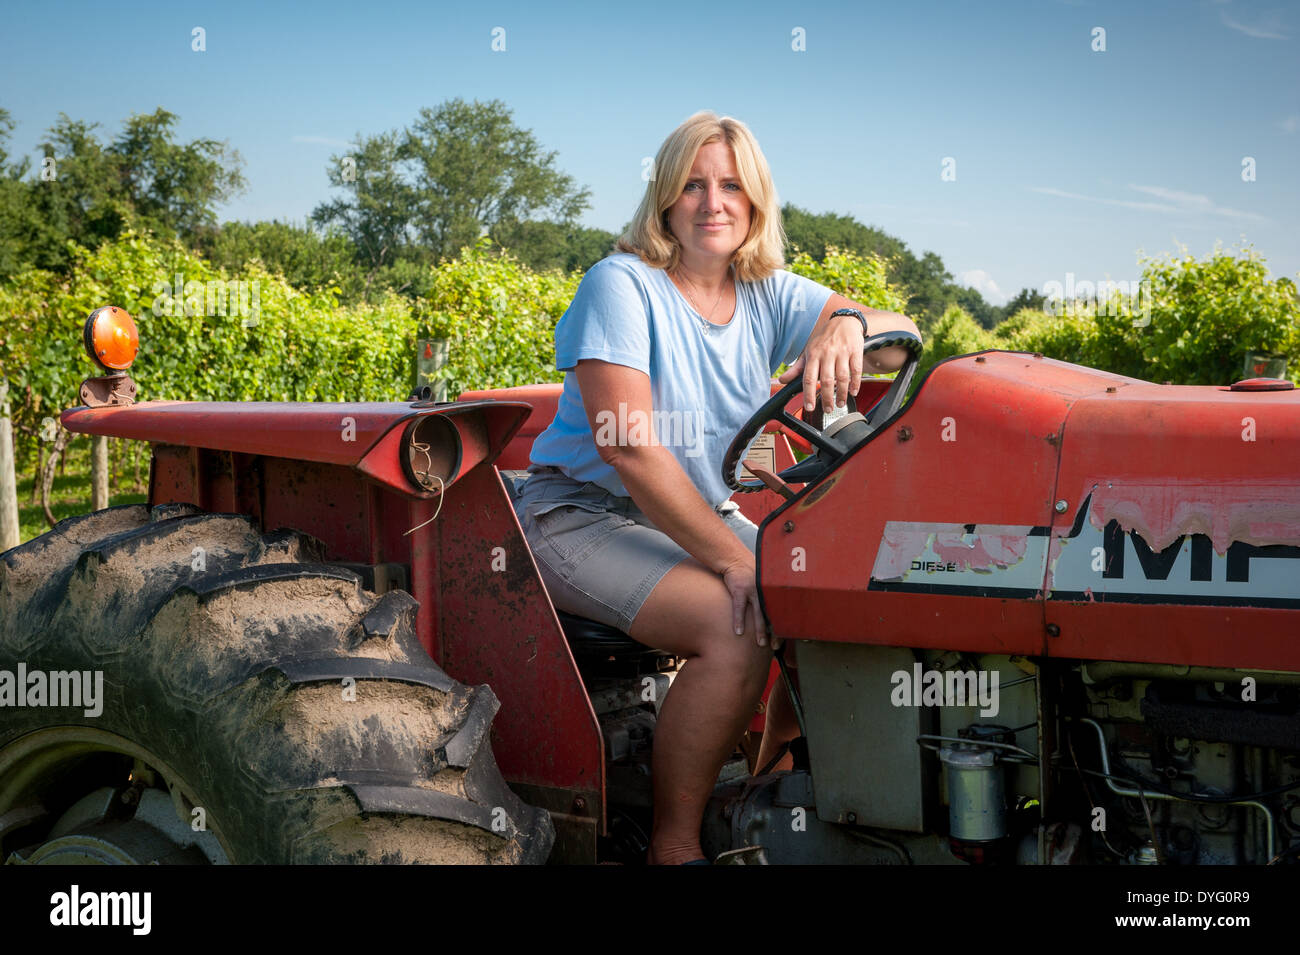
<box><xmin>1099</xmin><ymin>521</ymin><xmax>1300</xmax><ymax>585</ymax></box>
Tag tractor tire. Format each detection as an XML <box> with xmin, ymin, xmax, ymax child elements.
<box><xmin>0</xmin><ymin>502</ymin><xmax>554</xmax><ymax>864</ymax></box>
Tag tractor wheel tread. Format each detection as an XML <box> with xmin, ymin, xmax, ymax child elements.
<box><xmin>441</xmin><ymin>686</ymin><xmax>501</xmax><ymax>769</ymax></box>
<box><xmin>263</xmin><ymin>656</ymin><xmax>456</xmax><ymax>694</ymax></box>
<box><xmin>0</xmin><ymin>504</ymin><xmax>554</xmax><ymax>865</ymax></box>
<box><xmin>180</xmin><ymin>561</ymin><xmax>364</xmax><ymax>601</ymax></box>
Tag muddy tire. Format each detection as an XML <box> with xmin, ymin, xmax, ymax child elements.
<box><xmin>0</xmin><ymin>503</ymin><xmax>554</xmax><ymax>864</ymax></box>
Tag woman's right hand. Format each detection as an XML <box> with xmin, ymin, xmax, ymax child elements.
<box><xmin>720</xmin><ymin>554</ymin><xmax>772</xmax><ymax>648</ymax></box>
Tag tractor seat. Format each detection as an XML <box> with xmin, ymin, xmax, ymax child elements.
<box><xmin>556</xmin><ymin>611</ymin><xmax>660</xmax><ymax>664</ymax></box>
<box><xmin>502</xmin><ymin>469</ymin><xmax>670</xmax><ymax>673</ymax></box>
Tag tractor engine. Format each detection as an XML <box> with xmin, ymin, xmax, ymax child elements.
<box><xmin>1065</xmin><ymin>661</ymin><xmax>1300</xmax><ymax>865</ymax></box>
<box><xmin>699</xmin><ymin>649</ymin><xmax>1300</xmax><ymax>865</ymax></box>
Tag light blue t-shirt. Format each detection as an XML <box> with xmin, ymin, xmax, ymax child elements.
<box><xmin>529</xmin><ymin>252</ymin><xmax>836</xmax><ymax>507</ymax></box>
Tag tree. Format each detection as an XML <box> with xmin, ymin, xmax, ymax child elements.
<box><xmin>489</xmin><ymin>219</ymin><xmax>616</xmax><ymax>273</ymax></box>
<box><xmin>111</xmin><ymin>108</ymin><xmax>246</xmax><ymax>246</ymax></box>
<box><xmin>312</xmin><ymin>99</ymin><xmax>594</xmax><ymax>297</ymax></box>
<box><xmin>780</xmin><ymin>205</ymin><xmax>904</xmax><ymax>262</ymax></box>
<box><xmin>898</xmin><ymin>250</ymin><xmax>957</xmax><ymax>327</ymax></box>
<box><xmin>201</xmin><ymin>219</ymin><xmax>364</xmax><ymax>300</ymax></box>
<box><xmin>401</xmin><ymin>99</ymin><xmax>591</xmax><ymax>263</ymax></box>
<box><xmin>949</xmin><ymin>284</ymin><xmax>998</xmax><ymax>329</ymax></box>
<box><xmin>998</xmin><ymin>286</ymin><xmax>1046</xmax><ymax>323</ymax></box>
<box><xmin>6</xmin><ymin>108</ymin><xmax>245</xmax><ymax>273</ymax></box>
<box><xmin>0</xmin><ymin>109</ymin><xmax>37</xmax><ymax>278</ymax></box>
<box><xmin>311</xmin><ymin>130</ymin><xmax>419</xmax><ymax>297</ymax></box>
<box><xmin>24</xmin><ymin>114</ymin><xmax>127</xmax><ymax>270</ymax></box>
<box><xmin>781</xmin><ymin>204</ymin><xmax>962</xmax><ymax>327</ymax></box>
<box><xmin>0</xmin><ymin>108</ymin><xmax>14</xmax><ymax>170</ymax></box>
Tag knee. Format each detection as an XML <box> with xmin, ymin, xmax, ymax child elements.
<box><xmin>710</xmin><ymin>623</ymin><xmax>774</xmax><ymax>692</ymax></box>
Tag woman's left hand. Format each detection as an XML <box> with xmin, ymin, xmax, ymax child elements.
<box><xmin>777</xmin><ymin>315</ymin><xmax>864</xmax><ymax>413</ymax></box>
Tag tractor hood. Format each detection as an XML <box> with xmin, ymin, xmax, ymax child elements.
<box><xmin>1051</xmin><ymin>377</ymin><xmax>1300</xmax><ymax>553</ymax></box>
<box><xmin>760</xmin><ymin>350</ymin><xmax>1300</xmax><ymax>672</ymax></box>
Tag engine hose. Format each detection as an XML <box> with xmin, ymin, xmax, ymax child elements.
<box><xmin>1076</xmin><ymin>718</ymin><xmax>1276</xmax><ymax>861</ymax></box>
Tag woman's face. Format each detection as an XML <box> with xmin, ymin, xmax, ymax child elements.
<box><xmin>665</xmin><ymin>140</ymin><xmax>752</xmax><ymax>271</ymax></box>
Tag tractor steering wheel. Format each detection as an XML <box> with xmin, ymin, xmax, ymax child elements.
<box><xmin>722</xmin><ymin>330</ymin><xmax>924</xmax><ymax>493</ymax></box>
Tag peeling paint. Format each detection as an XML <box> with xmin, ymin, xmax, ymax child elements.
<box><xmin>1046</xmin><ymin>534</ymin><xmax>1068</xmax><ymax>580</ymax></box>
<box><xmin>1044</xmin><ymin>485</ymin><xmax>1300</xmax><ymax>603</ymax></box>
<box><xmin>875</xmin><ymin>525</ymin><xmax>961</xmax><ymax>580</ymax></box>
<box><xmin>1086</xmin><ymin>483</ymin><xmax>1300</xmax><ymax>555</ymax></box>
<box><xmin>934</xmin><ymin>530</ymin><xmax>1029</xmax><ymax>571</ymax></box>
<box><xmin>873</xmin><ymin>522</ymin><xmax>1037</xmax><ymax>583</ymax></box>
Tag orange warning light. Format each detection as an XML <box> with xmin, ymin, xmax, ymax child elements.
<box><xmin>83</xmin><ymin>306</ymin><xmax>140</xmax><ymax>371</ymax></box>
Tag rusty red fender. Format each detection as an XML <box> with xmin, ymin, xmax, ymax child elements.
<box><xmin>62</xmin><ymin>399</ymin><xmax>534</xmax><ymax>497</ymax></box>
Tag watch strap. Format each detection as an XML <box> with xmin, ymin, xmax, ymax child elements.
<box><xmin>829</xmin><ymin>307</ymin><xmax>869</xmax><ymax>337</ymax></box>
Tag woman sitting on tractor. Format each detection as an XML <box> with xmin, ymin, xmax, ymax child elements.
<box><xmin>514</xmin><ymin>110</ymin><xmax>921</xmax><ymax>864</ymax></box>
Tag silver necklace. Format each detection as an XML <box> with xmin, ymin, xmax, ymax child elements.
<box><xmin>673</xmin><ymin>265</ymin><xmax>732</xmax><ymax>331</ymax></box>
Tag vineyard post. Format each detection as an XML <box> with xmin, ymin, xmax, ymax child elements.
<box><xmin>91</xmin><ymin>434</ymin><xmax>109</xmax><ymax>510</ymax></box>
<box><xmin>0</xmin><ymin>377</ymin><xmax>19</xmax><ymax>550</ymax></box>
<box><xmin>416</xmin><ymin>338</ymin><xmax>449</xmax><ymax>401</ymax></box>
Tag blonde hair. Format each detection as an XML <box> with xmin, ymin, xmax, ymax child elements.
<box><xmin>615</xmin><ymin>111</ymin><xmax>786</xmax><ymax>282</ymax></box>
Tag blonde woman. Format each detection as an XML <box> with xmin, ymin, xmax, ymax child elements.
<box><xmin>515</xmin><ymin>111</ymin><xmax>920</xmax><ymax>864</ymax></box>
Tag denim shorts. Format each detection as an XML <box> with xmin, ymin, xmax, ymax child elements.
<box><xmin>512</xmin><ymin>466</ymin><xmax>759</xmax><ymax>634</ymax></box>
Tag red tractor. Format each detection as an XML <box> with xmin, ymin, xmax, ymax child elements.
<box><xmin>2</xmin><ymin>306</ymin><xmax>1297</xmax><ymax>864</ymax></box>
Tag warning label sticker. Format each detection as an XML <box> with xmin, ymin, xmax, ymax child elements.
<box><xmin>739</xmin><ymin>432</ymin><xmax>777</xmax><ymax>480</ymax></box>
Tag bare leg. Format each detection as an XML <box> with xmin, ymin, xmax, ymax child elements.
<box><xmin>629</xmin><ymin>557</ymin><xmax>772</xmax><ymax>865</ymax></box>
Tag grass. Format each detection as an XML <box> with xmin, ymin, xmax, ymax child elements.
<box><xmin>13</xmin><ymin>436</ymin><xmax>149</xmax><ymax>545</ymax></box>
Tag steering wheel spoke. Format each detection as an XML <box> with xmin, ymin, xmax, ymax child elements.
<box><xmin>777</xmin><ymin>409</ymin><xmax>846</xmax><ymax>457</ymax></box>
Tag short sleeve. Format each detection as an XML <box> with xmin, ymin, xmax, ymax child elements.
<box><xmin>765</xmin><ymin>270</ymin><xmax>836</xmax><ymax>373</ymax></box>
<box><xmin>554</xmin><ymin>257</ymin><xmax>651</xmax><ymax>374</ymax></box>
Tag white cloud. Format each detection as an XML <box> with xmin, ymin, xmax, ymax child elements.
<box><xmin>1279</xmin><ymin>114</ymin><xmax>1299</xmax><ymax>134</ymax></box>
<box><xmin>1126</xmin><ymin>184</ymin><xmax>1214</xmax><ymax>207</ymax></box>
<box><xmin>1028</xmin><ymin>186</ymin><xmax>1178</xmax><ymax>214</ymax></box>
<box><xmin>1219</xmin><ymin>9</ymin><xmax>1288</xmax><ymax>39</ymax></box>
<box><xmin>1126</xmin><ymin>183</ymin><xmax>1268</xmax><ymax>222</ymax></box>
<box><xmin>1028</xmin><ymin>184</ymin><xmax>1267</xmax><ymax>223</ymax></box>
<box><xmin>957</xmin><ymin>269</ymin><xmax>1008</xmax><ymax>306</ymax></box>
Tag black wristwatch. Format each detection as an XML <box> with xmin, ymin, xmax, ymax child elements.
<box><xmin>829</xmin><ymin>307</ymin><xmax>869</xmax><ymax>337</ymax></box>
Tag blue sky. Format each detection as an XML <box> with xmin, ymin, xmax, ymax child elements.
<box><xmin>2</xmin><ymin>0</ymin><xmax>1296</xmax><ymax>305</ymax></box>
